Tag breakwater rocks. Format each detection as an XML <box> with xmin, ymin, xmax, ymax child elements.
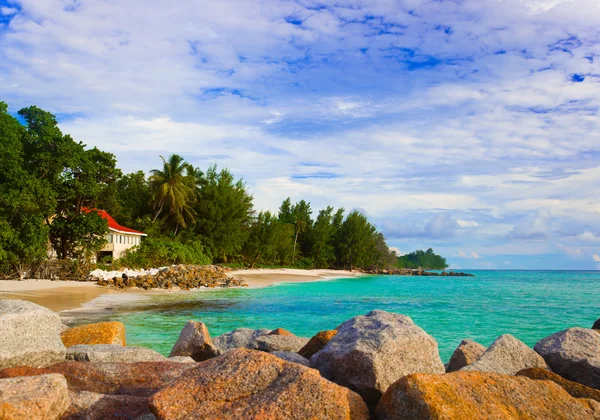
<box><xmin>93</xmin><ymin>265</ymin><xmax>246</xmax><ymax>290</ymax></box>
<box><xmin>363</xmin><ymin>268</ymin><xmax>475</xmax><ymax>277</ymax></box>
<box><xmin>1</xmin><ymin>300</ymin><xmax>599</xmax><ymax>419</ymax></box>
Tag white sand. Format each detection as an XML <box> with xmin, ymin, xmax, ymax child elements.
<box><xmin>229</xmin><ymin>268</ymin><xmax>362</xmax><ymax>288</ymax></box>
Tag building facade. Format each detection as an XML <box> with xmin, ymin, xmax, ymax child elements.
<box><xmin>94</xmin><ymin>210</ymin><xmax>147</xmax><ymax>260</ymax></box>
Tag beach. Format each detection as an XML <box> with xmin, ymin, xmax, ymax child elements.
<box><xmin>0</xmin><ymin>269</ymin><xmax>362</xmax><ymax>312</ymax></box>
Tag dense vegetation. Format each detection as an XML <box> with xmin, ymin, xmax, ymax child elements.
<box><xmin>0</xmin><ymin>102</ymin><xmax>446</xmax><ymax>276</ymax></box>
<box><xmin>396</xmin><ymin>249</ymin><xmax>448</xmax><ymax>270</ymax></box>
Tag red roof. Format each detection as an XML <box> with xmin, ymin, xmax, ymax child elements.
<box><xmin>82</xmin><ymin>207</ymin><xmax>146</xmax><ymax>236</ymax></box>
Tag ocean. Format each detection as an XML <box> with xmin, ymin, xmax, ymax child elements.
<box><xmin>74</xmin><ymin>270</ymin><xmax>600</xmax><ymax>362</ymax></box>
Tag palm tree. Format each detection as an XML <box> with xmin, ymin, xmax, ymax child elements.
<box><xmin>149</xmin><ymin>155</ymin><xmax>196</xmax><ymax>233</ymax></box>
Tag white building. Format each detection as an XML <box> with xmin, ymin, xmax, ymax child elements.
<box><xmin>93</xmin><ymin>209</ymin><xmax>147</xmax><ymax>260</ymax></box>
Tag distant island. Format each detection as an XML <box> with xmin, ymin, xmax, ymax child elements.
<box><xmin>0</xmin><ymin>102</ymin><xmax>452</xmax><ymax>280</ymax></box>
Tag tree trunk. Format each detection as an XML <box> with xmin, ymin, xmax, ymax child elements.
<box><xmin>292</xmin><ymin>230</ymin><xmax>299</xmax><ymax>264</ymax></box>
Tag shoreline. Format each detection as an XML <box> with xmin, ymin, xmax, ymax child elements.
<box><xmin>0</xmin><ymin>269</ymin><xmax>362</xmax><ymax>312</ymax></box>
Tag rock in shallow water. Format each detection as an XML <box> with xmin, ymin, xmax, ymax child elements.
<box><xmin>66</xmin><ymin>344</ymin><xmax>167</xmax><ymax>363</ymax></box>
<box><xmin>149</xmin><ymin>348</ymin><xmax>369</xmax><ymax>420</ymax></box>
<box><xmin>310</xmin><ymin>310</ymin><xmax>445</xmax><ymax>407</ymax></box>
<box><xmin>374</xmin><ymin>372</ymin><xmax>600</xmax><ymax>420</ymax></box>
<box><xmin>298</xmin><ymin>330</ymin><xmax>337</xmax><ymax>359</ymax></box>
<box><xmin>460</xmin><ymin>334</ymin><xmax>548</xmax><ymax>375</ymax></box>
<box><xmin>593</xmin><ymin>318</ymin><xmax>600</xmax><ymax>330</ymax></box>
<box><xmin>0</xmin><ymin>299</ymin><xmax>66</xmax><ymax>370</ymax></box>
<box><xmin>169</xmin><ymin>321</ymin><xmax>221</xmax><ymax>361</ymax></box>
<box><xmin>0</xmin><ymin>374</ymin><xmax>70</xmax><ymax>420</ymax></box>
<box><xmin>213</xmin><ymin>328</ymin><xmax>270</xmax><ymax>351</ymax></box>
<box><xmin>446</xmin><ymin>339</ymin><xmax>486</xmax><ymax>372</ymax></box>
<box><xmin>534</xmin><ymin>327</ymin><xmax>600</xmax><ymax>389</ymax></box>
<box><xmin>61</xmin><ymin>321</ymin><xmax>126</xmax><ymax>347</ymax></box>
<box><xmin>517</xmin><ymin>367</ymin><xmax>600</xmax><ymax>402</ymax></box>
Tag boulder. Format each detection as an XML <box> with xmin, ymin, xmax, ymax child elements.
<box><xmin>298</xmin><ymin>330</ymin><xmax>337</xmax><ymax>359</ymax></box>
<box><xmin>0</xmin><ymin>299</ymin><xmax>66</xmax><ymax>369</ymax></box>
<box><xmin>66</xmin><ymin>344</ymin><xmax>167</xmax><ymax>363</ymax></box>
<box><xmin>268</xmin><ymin>328</ymin><xmax>294</xmax><ymax>336</ymax></box>
<box><xmin>61</xmin><ymin>321</ymin><xmax>126</xmax><ymax>347</ymax></box>
<box><xmin>446</xmin><ymin>339</ymin><xmax>486</xmax><ymax>372</ymax></box>
<box><xmin>272</xmin><ymin>351</ymin><xmax>310</xmax><ymax>367</ymax></box>
<box><xmin>254</xmin><ymin>335</ymin><xmax>309</xmax><ymax>353</ymax></box>
<box><xmin>167</xmin><ymin>356</ymin><xmax>196</xmax><ymax>363</ymax></box>
<box><xmin>311</xmin><ymin>310</ymin><xmax>445</xmax><ymax>407</ymax></box>
<box><xmin>593</xmin><ymin>318</ymin><xmax>600</xmax><ymax>330</ymax></box>
<box><xmin>63</xmin><ymin>390</ymin><xmax>150</xmax><ymax>420</ymax></box>
<box><xmin>169</xmin><ymin>321</ymin><xmax>221</xmax><ymax>361</ymax></box>
<box><xmin>213</xmin><ymin>328</ymin><xmax>270</xmax><ymax>351</ymax></box>
<box><xmin>461</xmin><ymin>334</ymin><xmax>548</xmax><ymax>375</ymax></box>
<box><xmin>0</xmin><ymin>361</ymin><xmax>196</xmax><ymax>396</ymax></box>
<box><xmin>517</xmin><ymin>367</ymin><xmax>600</xmax><ymax>402</ymax></box>
<box><xmin>149</xmin><ymin>348</ymin><xmax>369</xmax><ymax>420</ymax></box>
<box><xmin>374</xmin><ymin>371</ymin><xmax>600</xmax><ymax>420</ymax></box>
<box><xmin>0</xmin><ymin>374</ymin><xmax>70</xmax><ymax>420</ymax></box>
<box><xmin>534</xmin><ymin>327</ymin><xmax>600</xmax><ymax>389</ymax></box>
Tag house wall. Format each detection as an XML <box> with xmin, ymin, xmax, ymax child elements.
<box><xmin>102</xmin><ymin>231</ymin><xmax>143</xmax><ymax>259</ymax></box>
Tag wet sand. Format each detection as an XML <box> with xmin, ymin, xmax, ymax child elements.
<box><xmin>0</xmin><ymin>280</ymin><xmax>116</xmax><ymax>312</ymax></box>
<box><xmin>229</xmin><ymin>268</ymin><xmax>361</xmax><ymax>288</ymax></box>
<box><xmin>0</xmin><ymin>269</ymin><xmax>362</xmax><ymax>312</ymax></box>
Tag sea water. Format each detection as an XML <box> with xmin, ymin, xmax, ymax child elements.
<box><xmin>75</xmin><ymin>270</ymin><xmax>600</xmax><ymax>362</ymax></box>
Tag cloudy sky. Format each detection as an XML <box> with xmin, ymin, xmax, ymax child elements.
<box><xmin>1</xmin><ymin>0</ymin><xmax>599</xmax><ymax>269</ymax></box>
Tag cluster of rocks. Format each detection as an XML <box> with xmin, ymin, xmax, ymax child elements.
<box><xmin>1</xmin><ymin>299</ymin><xmax>599</xmax><ymax>419</ymax></box>
<box><xmin>94</xmin><ymin>264</ymin><xmax>246</xmax><ymax>290</ymax></box>
<box><xmin>363</xmin><ymin>268</ymin><xmax>475</xmax><ymax>277</ymax></box>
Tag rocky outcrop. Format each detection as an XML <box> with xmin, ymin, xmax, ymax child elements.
<box><xmin>268</xmin><ymin>328</ymin><xmax>294</xmax><ymax>336</ymax></box>
<box><xmin>0</xmin><ymin>361</ymin><xmax>196</xmax><ymax>396</ymax></box>
<box><xmin>254</xmin><ymin>335</ymin><xmax>309</xmax><ymax>353</ymax></box>
<box><xmin>63</xmin><ymin>391</ymin><xmax>150</xmax><ymax>420</ymax></box>
<box><xmin>94</xmin><ymin>264</ymin><xmax>245</xmax><ymax>290</ymax></box>
<box><xmin>517</xmin><ymin>367</ymin><xmax>600</xmax><ymax>401</ymax></box>
<box><xmin>298</xmin><ymin>330</ymin><xmax>337</xmax><ymax>359</ymax></box>
<box><xmin>374</xmin><ymin>371</ymin><xmax>600</xmax><ymax>419</ymax></box>
<box><xmin>311</xmin><ymin>310</ymin><xmax>445</xmax><ymax>407</ymax></box>
<box><xmin>446</xmin><ymin>339</ymin><xmax>486</xmax><ymax>372</ymax></box>
<box><xmin>149</xmin><ymin>348</ymin><xmax>369</xmax><ymax>420</ymax></box>
<box><xmin>272</xmin><ymin>351</ymin><xmax>310</xmax><ymax>366</ymax></box>
<box><xmin>461</xmin><ymin>334</ymin><xmax>548</xmax><ymax>375</ymax></box>
<box><xmin>593</xmin><ymin>319</ymin><xmax>600</xmax><ymax>330</ymax></box>
<box><xmin>66</xmin><ymin>344</ymin><xmax>167</xmax><ymax>363</ymax></box>
<box><xmin>213</xmin><ymin>328</ymin><xmax>270</xmax><ymax>351</ymax></box>
<box><xmin>169</xmin><ymin>321</ymin><xmax>221</xmax><ymax>361</ymax></box>
<box><xmin>0</xmin><ymin>374</ymin><xmax>70</xmax><ymax>420</ymax></box>
<box><xmin>0</xmin><ymin>299</ymin><xmax>66</xmax><ymax>370</ymax></box>
<box><xmin>61</xmin><ymin>321</ymin><xmax>126</xmax><ymax>347</ymax></box>
<box><xmin>534</xmin><ymin>327</ymin><xmax>600</xmax><ymax>389</ymax></box>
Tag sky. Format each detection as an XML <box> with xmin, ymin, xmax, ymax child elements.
<box><xmin>1</xmin><ymin>0</ymin><xmax>599</xmax><ymax>270</ymax></box>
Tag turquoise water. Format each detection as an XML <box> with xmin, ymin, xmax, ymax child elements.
<box><xmin>79</xmin><ymin>270</ymin><xmax>600</xmax><ymax>362</ymax></box>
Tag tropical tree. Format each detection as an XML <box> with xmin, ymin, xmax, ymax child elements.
<box><xmin>194</xmin><ymin>165</ymin><xmax>253</xmax><ymax>262</ymax></box>
<box><xmin>149</xmin><ymin>154</ymin><xmax>196</xmax><ymax>233</ymax></box>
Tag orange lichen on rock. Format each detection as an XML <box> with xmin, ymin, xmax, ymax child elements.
<box><xmin>298</xmin><ymin>330</ymin><xmax>337</xmax><ymax>359</ymax></box>
<box><xmin>61</xmin><ymin>322</ymin><xmax>126</xmax><ymax>347</ymax></box>
<box><xmin>517</xmin><ymin>367</ymin><xmax>600</xmax><ymax>402</ymax></box>
<box><xmin>149</xmin><ymin>348</ymin><xmax>369</xmax><ymax>420</ymax></box>
<box><xmin>268</xmin><ymin>328</ymin><xmax>295</xmax><ymax>336</ymax></box>
<box><xmin>375</xmin><ymin>371</ymin><xmax>600</xmax><ymax>420</ymax></box>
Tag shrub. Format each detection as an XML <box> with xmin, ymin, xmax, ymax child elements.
<box><xmin>114</xmin><ymin>237</ymin><xmax>212</xmax><ymax>268</ymax></box>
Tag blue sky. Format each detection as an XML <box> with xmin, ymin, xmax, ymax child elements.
<box><xmin>1</xmin><ymin>0</ymin><xmax>599</xmax><ymax>269</ymax></box>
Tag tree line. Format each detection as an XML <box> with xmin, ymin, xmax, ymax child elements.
<box><xmin>0</xmin><ymin>102</ymin><xmax>446</xmax><ymax>277</ymax></box>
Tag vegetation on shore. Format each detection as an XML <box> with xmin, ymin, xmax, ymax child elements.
<box><xmin>0</xmin><ymin>102</ymin><xmax>447</xmax><ymax>277</ymax></box>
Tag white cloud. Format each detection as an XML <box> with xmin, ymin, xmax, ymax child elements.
<box><xmin>1</xmin><ymin>7</ymin><xmax>18</xmax><ymax>16</ymax></box>
<box><xmin>389</xmin><ymin>247</ymin><xmax>403</xmax><ymax>256</ymax></box>
<box><xmin>457</xmin><ymin>219</ymin><xmax>479</xmax><ymax>228</ymax></box>
<box><xmin>593</xmin><ymin>254</ymin><xmax>600</xmax><ymax>262</ymax></box>
<box><xmin>458</xmin><ymin>250</ymin><xmax>481</xmax><ymax>259</ymax></box>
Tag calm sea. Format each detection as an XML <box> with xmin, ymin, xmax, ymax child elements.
<box><xmin>73</xmin><ymin>270</ymin><xmax>600</xmax><ymax>362</ymax></box>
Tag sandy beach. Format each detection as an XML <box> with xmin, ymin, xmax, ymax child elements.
<box><xmin>0</xmin><ymin>269</ymin><xmax>361</xmax><ymax>312</ymax></box>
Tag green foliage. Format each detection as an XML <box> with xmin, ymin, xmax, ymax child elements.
<box><xmin>116</xmin><ymin>237</ymin><xmax>211</xmax><ymax>268</ymax></box>
<box><xmin>242</xmin><ymin>211</ymin><xmax>294</xmax><ymax>267</ymax></box>
<box><xmin>397</xmin><ymin>248</ymin><xmax>448</xmax><ymax>269</ymax></box>
<box><xmin>194</xmin><ymin>165</ymin><xmax>253</xmax><ymax>262</ymax></box>
<box><xmin>149</xmin><ymin>154</ymin><xmax>196</xmax><ymax>233</ymax></box>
